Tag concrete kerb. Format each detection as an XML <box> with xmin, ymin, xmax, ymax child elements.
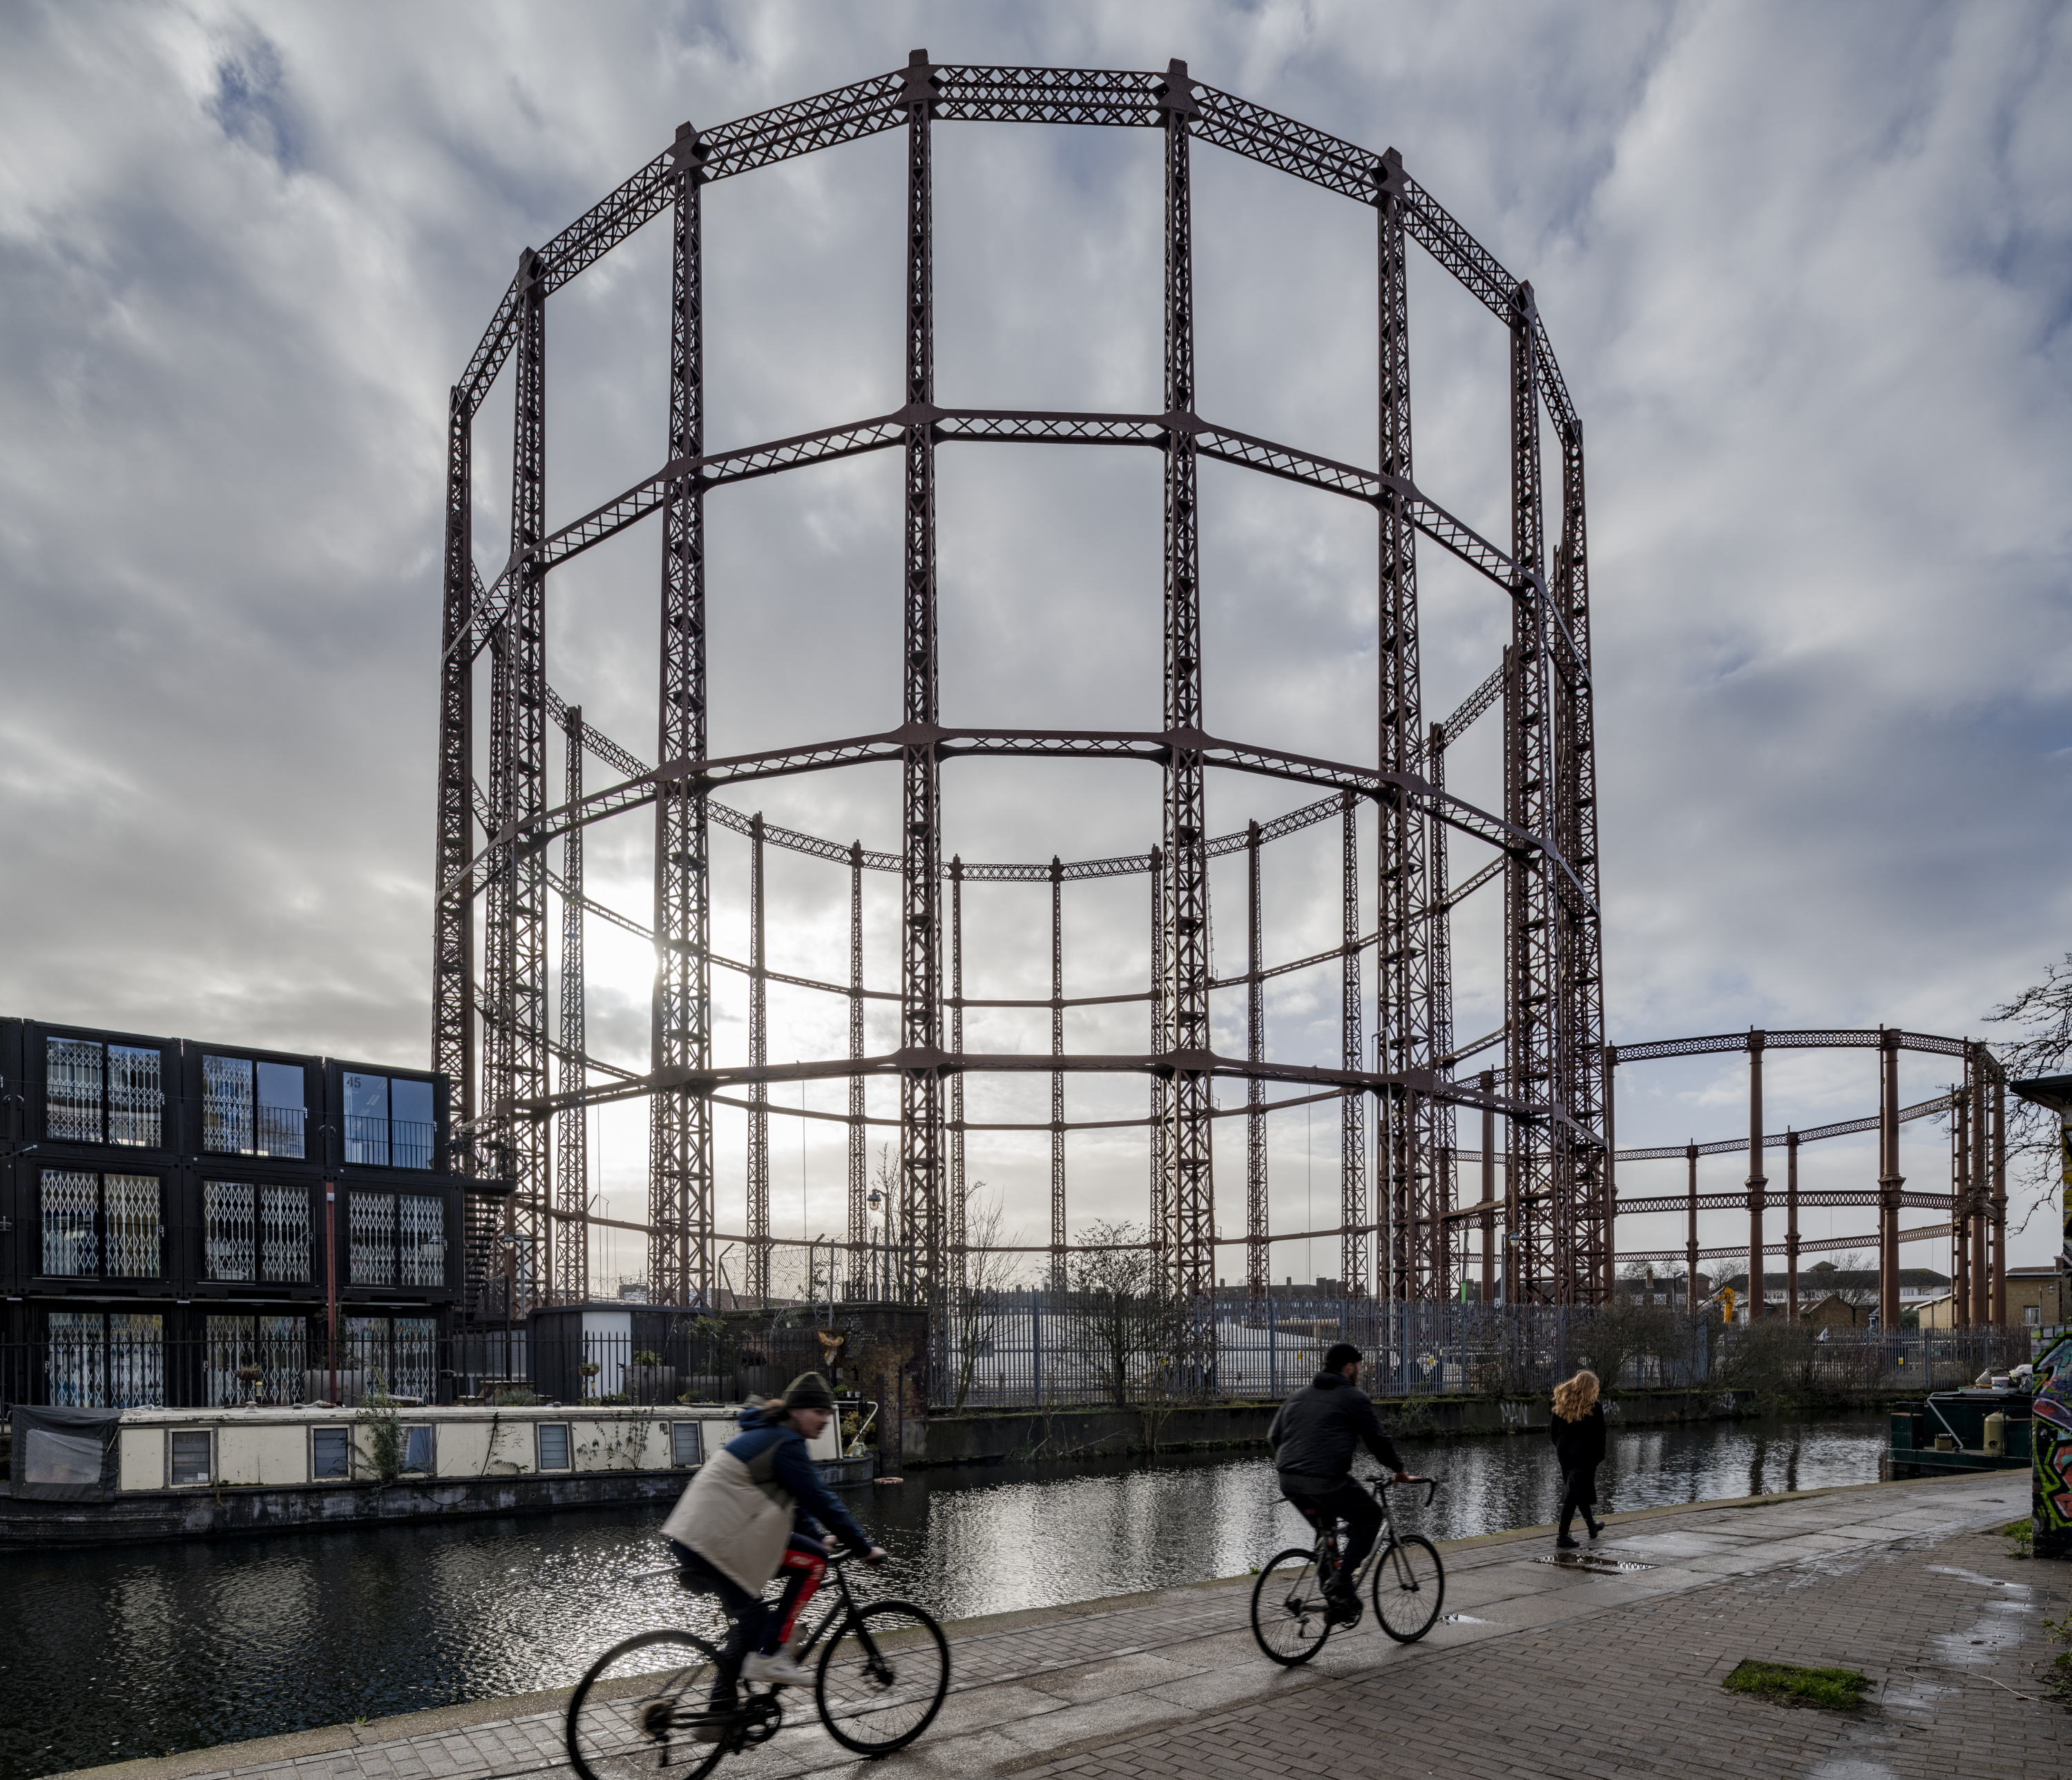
<box><xmin>46</xmin><ymin>1469</ymin><xmax>2016</xmax><ymax>1780</ymax></box>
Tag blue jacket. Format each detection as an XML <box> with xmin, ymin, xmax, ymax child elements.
<box><xmin>722</xmin><ymin>1402</ymin><xmax>873</xmax><ymax>1553</ymax></box>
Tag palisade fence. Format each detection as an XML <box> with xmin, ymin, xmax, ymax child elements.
<box><xmin>0</xmin><ymin>1303</ymin><xmax>2028</xmax><ymax>1416</ymax></box>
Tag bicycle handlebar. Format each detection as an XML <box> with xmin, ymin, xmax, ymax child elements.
<box><xmin>1370</xmin><ymin>1474</ymin><xmax>1439</xmax><ymax>1508</ymax></box>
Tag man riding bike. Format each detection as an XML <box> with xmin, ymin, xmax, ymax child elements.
<box><xmin>1268</xmin><ymin>1342</ymin><xmax>1417</xmax><ymax>1623</ymax></box>
<box><xmin>660</xmin><ymin>1370</ymin><xmax>886</xmax><ymax>1723</ymax></box>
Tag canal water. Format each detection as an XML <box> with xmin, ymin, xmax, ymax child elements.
<box><xmin>1</xmin><ymin>1414</ymin><xmax>1887</xmax><ymax>1779</ymax></box>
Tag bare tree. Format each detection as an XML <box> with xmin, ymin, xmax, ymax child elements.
<box><xmin>949</xmin><ymin>1180</ymin><xmax>1021</xmax><ymax>1410</ymax></box>
<box><xmin>1070</xmin><ymin>1219</ymin><xmax>1184</xmax><ymax>1409</ymax></box>
<box><xmin>1988</xmin><ymin>957</ymin><xmax>2072</xmax><ymax>1236</ymax></box>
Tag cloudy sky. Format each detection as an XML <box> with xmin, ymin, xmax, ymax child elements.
<box><xmin>3</xmin><ymin>0</ymin><xmax>2067</xmax><ymax>1289</ymax></box>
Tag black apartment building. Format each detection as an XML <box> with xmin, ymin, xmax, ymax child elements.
<box><xmin>0</xmin><ymin>1015</ymin><xmax>460</xmax><ymax>1408</ymax></box>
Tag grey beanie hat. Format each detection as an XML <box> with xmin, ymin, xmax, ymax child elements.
<box><xmin>783</xmin><ymin>1371</ymin><xmax>835</xmax><ymax>1411</ymax></box>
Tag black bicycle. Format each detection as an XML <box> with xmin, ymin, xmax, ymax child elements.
<box><xmin>566</xmin><ymin>1550</ymin><xmax>950</xmax><ymax>1777</ymax></box>
<box><xmin>1250</xmin><ymin>1475</ymin><xmax>1444</xmax><ymax>1664</ymax></box>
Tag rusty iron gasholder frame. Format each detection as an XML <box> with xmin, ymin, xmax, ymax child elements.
<box><xmin>432</xmin><ymin>55</ymin><xmax>1609</xmax><ymax>1325</ymax></box>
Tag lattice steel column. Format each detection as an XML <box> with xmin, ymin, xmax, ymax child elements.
<box><xmin>847</xmin><ymin>841</ymin><xmax>866</xmax><ymax>1294</ymax></box>
<box><xmin>949</xmin><ymin>856</ymin><xmax>967</xmax><ymax>1293</ymax></box>
<box><xmin>1505</xmin><ymin>288</ymin><xmax>1557</xmax><ymax>1302</ymax></box>
<box><xmin>1553</xmin><ymin>414</ymin><xmax>1608</xmax><ymax>1303</ymax></box>
<box><xmin>1157</xmin><ymin>61</ymin><xmax>1216</xmax><ymax>1322</ymax></box>
<box><xmin>1951</xmin><ymin>1076</ymin><xmax>1972</xmax><ymax>1326</ymax></box>
<box><xmin>1970</xmin><ymin>1044</ymin><xmax>1991</xmax><ymax>1326</ymax></box>
<box><xmin>1375</xmin><ymin>148</ymin><xmax>1430</xmax><ymax>1302</ymax></box>
<box><xmin>1340</xmin><ymin>791</ymin><xmax>1368</xmax><ymax>1298</ymax></box>
<box><xmin>556</xmin><ymin>702</ymin><xmax>588</xmax><ymax>1304</ymax></box>
<box><xmin>1427</xmin><ymin>723</ymin><xmax>1457</xmax><ymax>1300</ymax></box>
<box><xmin>897</xmin><ymin>51</ymin><xmax>947</xmax><ymax>1302</ymax></box>
<box><xmin>1245</xmin><ymin>821</ymin><xmax>1268</xmax><ymax>1301</ymax></box>
<box><xmin>484</xmin><ymin>245</ymin><xmax>550</xmax><ymax>1318</ymax></box>
<box><xmin>434</xmin><ymin>380</ymin><xmax>481</xmax><ymax>1305</ymax></box>
<box><xmin>1879</xmin><ymin>1030</ymin><xmax>1903</xmax><ymax>1330</ymax></box>
<box><xmin>650</xmin><ymin>126</ymin><xmax>714</xmax><ymax>1308</ymax></box>
<box><xmin>747</xmin><ymin>813</ymin><xmax>770</xmax><ymax>1303</ymax></box>
<box><xmin>1746</xmin><ymin>1032</ymin><xmax>1766</xmax><ymax>1323</ymax></box>
<box><xmin>1050</xmin><ymin>856</ymin><xmax>1066</xmax><ymax>1292</ymax></box>
<box><xmin>1149</xmin><ymin>843</ymin><xmax>1168</xmax><ymax>1260</ymax></box>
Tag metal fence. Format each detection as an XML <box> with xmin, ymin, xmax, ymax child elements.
<box><xmin>0</xmin><ymin>1305</ymin><xmax>2032</xmax><ymax>1415</ymax></box>
<box><xmin>924</xmin><ymin>1290</ymin><xmax>2035</xmax><ymax>1411</ymax></box>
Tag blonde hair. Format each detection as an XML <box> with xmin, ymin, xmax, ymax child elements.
<box><xmin>1553</xmin><ymin>1370</ymin><xmax>1600</xmax><ymax>1421</ymax></box>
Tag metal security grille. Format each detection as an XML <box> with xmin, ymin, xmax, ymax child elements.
<box><xmin>204</xmin><ymin>1314</ymin><xmax>308</xmax><ymax>1406</ymax></box>
<box><xmin>349</xmin><ymin>1193</ymin><xmax>396</xmax><ymax>1286</ymax></box>
<box><xmin>260</xmin><ymin>1185</ymin><xmax>310</xmax><ymax>1283</ymax></box>
<box><xmin>45</xmin><ymin>1310</ymin><xmax>104</xmax><ymax>1406</ymax></box>
<box><xmin>203</xmin><ymin>1181</ymin><xmax>257</xmax><ymax>1281</ymax></box>
<box><xmin>106</xmin><ymin>1044</ymin><xmax>162</xmax><ymax>1147</ymax></box>
<box><xmin>40</xmin><ymin>1170</ymin><xmax>97</xmax><ymax>1276</ymax></box>
<box><xmin>106</xmin><ymin>1312</ymin><xmax>164</xmax><ymax>1408</ymax></box>
<box><xmin>398</xmin><ymin>1196</ymin><xmax>445</xmax><ymax>1288</ymax></box>
<box><xmin>44</xmin><ymin>1038</ymin><xmax>102</xmax><ymax>1141</ymax></box>
<box><xmin>202</xmin><ymin>1055</ymin><xmax>255</xmax><ymax>1154</ymax></box>
<box><xmin>104</xmin><ymin>1175</ymin><xmax>162</xmax><ymax>1278</ymax></box>
<box><xmin>394</xmin><ymin>1319</ymin><xmax>436</xmax><ymax>1401</ymax></box>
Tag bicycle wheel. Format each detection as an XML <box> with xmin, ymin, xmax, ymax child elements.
<box><xmin>1370</xmin><ymin>1534</ymin><xmax>1444</xmax><ymax>1643</ymax></box>
<box><xmin>814</xmin><ymin>1599</ymin><xmax>950</xmax><ymax>1755</ymax></box>
<box><xmin>1251</xmin><ymin>1548</ymin><xmax>1334</xmax><ymax>1666</ymax></box>
<box><xmin>566</xmin><ymin>1629</ymin><xmax>735</xmax><ymax>1780</ymax></box>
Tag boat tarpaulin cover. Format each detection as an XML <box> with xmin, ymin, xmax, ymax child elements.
<box><xmin>11</xmin><ymin>1406</ymin><xmax>121</xmax><ymax>1500</ymax></box>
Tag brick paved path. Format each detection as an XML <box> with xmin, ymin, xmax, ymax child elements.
<box><xmin>67</xmin><ymin>1473</ymin><xmax>2067</xmax><ymax>1780</ymax></box>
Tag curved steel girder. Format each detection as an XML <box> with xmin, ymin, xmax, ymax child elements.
<box><xmin>1613</xmin><ymin>1031</ymin><xmax>1979</xmax><ymax>1066</ymax></box>
<box><xmin>487</xmin><ymin>1044</ymin><xmax>1537</xmax><ymax>1128</ymax></box>
<box><xmin>1621</xmin><ymin>1226</ymin><xmax>1956</xmax><ymax>1266</ymax></box>
<box><xmin>439</xmin><ymin>722</ymin><xmax>1595</xmax><ymax>922</ymax></box>
<box><xmin>1610</xmin><ymin>1190</ymin><xmax>1959</xmax><ymax>1218</ymax></box>
<box><xmin>1607</xmin><ymin>1091</ymin><xmax>1961</xmax><ymax>1163</ymax></box>
<box><xmin>456</xmin><ymin>405</ymin><xmax>1587</xmax><ymax>688</ymax></box>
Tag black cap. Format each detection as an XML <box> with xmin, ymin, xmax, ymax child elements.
<box><xmin>1323</xmin><ymin>1343</ymin><xmax>1363</xmax><ymax>1374</ymax></box>
<box><xmin>783</xmin><ymin>1372</ymin><xmax>835</xmax><ymax>1411</ymax></box>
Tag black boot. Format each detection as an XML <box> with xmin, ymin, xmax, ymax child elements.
<box><xmin>1585</xmin><ymin>1515</ymin><xmax>1604</xmax><ymax>1540</ymax></box>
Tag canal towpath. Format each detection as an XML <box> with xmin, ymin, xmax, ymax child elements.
<box><xmin>52</xmin><ymin>1471</ymin><xmax>2066</xmax><ymax>1780</ymax></box>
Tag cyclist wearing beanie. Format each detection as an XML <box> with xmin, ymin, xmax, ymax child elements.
<box><xmin>662</xmin><ymin>1370</ymin><xmax>886</xmax><ymax>1692</ymax></box>
<box><xmin>1268</xmin><ymin>1342</ymin><xmax>1417</xmax><ymax>1621</ymax></box>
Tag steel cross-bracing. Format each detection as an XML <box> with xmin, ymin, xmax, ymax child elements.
<box><xmin>434</xmin><ymin>52</ymin><xmax>1615</xmax><ymax>1325</ymax></box>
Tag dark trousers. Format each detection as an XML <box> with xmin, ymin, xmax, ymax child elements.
<box><xmin>669</xmin><ymin>1535</ymin><xmax>828</xmax><ymax>1663</ymax></box>
<box><xmin>1557</xmin><ymin>1466</ymin><xmax>1600</xmax><ymax>1535</ymax></box>
<box><xmin>1282</xmin><ymin>1478</ymin><xmax>1383</xmax><ymax>1594</ymax></box>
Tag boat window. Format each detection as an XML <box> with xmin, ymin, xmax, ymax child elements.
<box><xmin>312</xmin><ymin>1426</ymin><xmax>352</xmax><ymax>1480</ymax></box>
<box><xmin>537</xmin><ymin>1424</ymin><xmax>571</xmax><ymax>1471</ymax></box>
<box><xmin>401</xmin><ymin>1426</ymin><xmax>434</xmax><ymax>1474</ymax></box>
<box><xmin>169</xmin><ymin>1430</ymin><xmax>212</xmax><ymax>1486</ymax></box>
<box><xmin>671</xmin><ymin>1422</ymin><xmax>702</xmax><ymax>1467</ymax></box>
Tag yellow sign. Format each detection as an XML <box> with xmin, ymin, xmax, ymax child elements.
<box><xmin>1723</xmin><ymin>1285</ymin><xmax>1737</xmax><ymax>1325</ymax></box>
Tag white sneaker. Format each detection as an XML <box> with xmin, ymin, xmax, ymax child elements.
<box><xmin>741</xmin><ymin>1649</ymin><xmax>813</xmax><ymax>1687</ymax></box>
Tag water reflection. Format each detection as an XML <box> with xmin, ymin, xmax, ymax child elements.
<box><xmin>0</xmin><ymin>1415</ymin><xmax>1886</xmax><ymax>1779</ymax></box>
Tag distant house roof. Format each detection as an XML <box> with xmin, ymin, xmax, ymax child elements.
<box><xmin>1717</xmin><ymin>1268</ymin><xmax>1947</xmax><ymax>1294</ymax></box>
<box><xmin>2009</xmin><ymin>1265</ymin><xmax>2063</xmax><ymax>1278</ymax></box>
<box><xmin>2011</xmin><ymin>1075</ymin><xmax>2072</xmax><ymax>1113</ymax></box>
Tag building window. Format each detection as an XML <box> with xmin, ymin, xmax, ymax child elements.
<box><xmin>399</xmin><ymin>1196</ymin><xmax>447</xmax><ymax>1288</ymax></box>
<box><xmin>349</xmin><ymin>1193</ymin><xmax>445</xmax><ymax>1289</ymax></box>
<box><xmin>46</xmin><ymin>1310</ymin><xmax>164</xmax><ymax>1408</ymax></box>
<box><xmin>538</xmin><ymin>1424</ymin><xmax>571</xmax><ymax>1470</ymax></box>
<box><xmin>344</xmin><ymin>1072</ymin><xmax>438</xmax><ymax>1169</ymax></box>
<box><xmin>671</xmin><ymin>1422</ymin><xmax>702</xmax><ymax>1467</ymax></box>
<box><xmin>40</xmin><ymin>1170</ymin><xmax>162</xmax><ymax>1279</ymax></box>
<box><xmin>205</xmin><ymin>1314</ymin><xmax>308</xmax><ymax>1407</ymax></box>
<box><xmin>203</xmin><ymin>1057</ymin><xmax>307</xmax><ymax>1159</ymax></box>
<box><xmin>203</xmin><ymin>1182</ymin><xmax>311</xmax><ymax>1283</ymax></box>
<box><xmin>312</xmin><ymin>1426</ymin><xmax>351</xmax><ymax>1480</ymax></box>
<box><xmin>2026</xmin><ymin>1305</ymin><xmax>2040</xmax><ymax>1326</ymax></box>
<box><xmin>169</xmin><ymin>1430</ymin><xmax>213</xmax><ymax>1486</ymax></box>
<box><xmin>349</xmin><ymin>1193</ymin><xmax>396</xmax><ymax>1285</ymax></box>
<box><xmin>341</xmin><ymin>1315</ymin><xmax>437</xmax><ymax>1403</ymax></box>
<box><xmin>44</xmin><ymin>1037</ymin><xmax>162</xmax><ymax>1147</ymax></box>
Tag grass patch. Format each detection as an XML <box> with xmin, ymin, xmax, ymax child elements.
<box><xmin>2004</xmin><ymin>1517</ymin><xmax>2034</xmax><ymax>1559</ymax></box>
<box><xmin>1723</xmin><ymin>1659</ymin><xmax>1871</xmax><ymax>1710</ymax></box>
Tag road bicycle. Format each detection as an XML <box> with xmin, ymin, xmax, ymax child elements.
<box><xmin>1250</xmin><ymin>1475</ymin><xmax>1444</xmax><ymax>1663</ymax></box>
<box><xmin>566</xmin><ymin>1549</ymin><xmax>950</xmax><ymax>1777</ymax></box>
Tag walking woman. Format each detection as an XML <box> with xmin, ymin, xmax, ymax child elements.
<box><xmin>1551</xmin><ymin>1368</ymin><xmax>1606</xmax><ymax>1548</ymax></box>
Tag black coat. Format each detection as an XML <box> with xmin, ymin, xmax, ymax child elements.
<box><xmin>1268</xmin><ymin>1371</ymin><xmax>1405</xmax><ymax>1492</ymax></box>
<box><xmin>1551</xmin><ymin>1402</ymin><xmax>1606</xmax><ymax>1504</ymax></box>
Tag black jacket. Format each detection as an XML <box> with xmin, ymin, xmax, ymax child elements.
<box><xmin>1550</xmin><ymin>1402</ymin><xmax>1606</xmax><ymax>1473</ymax></box>
<box><xmin>1267</xmin><ymin>1371</ymin><xmax>1404</xmax><ymax>1491</ymax></box>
